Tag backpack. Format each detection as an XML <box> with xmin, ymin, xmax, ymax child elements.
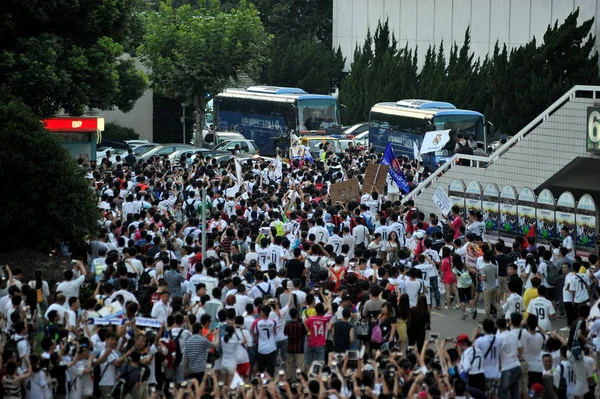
<box><xmin>545</xmin><ymin>261</ymin><xmax>560</xmax><ymax>286</ymax></box>
<box><xmin>5</xmin><ymin>336</ymin><xmax>27</xmax><ymax>360</ymax></box>
<box><xmin>308</xmin><ymin>257</ymin><xmax>323</xmax><ymax>282</ymax></box>
<box><xmin>556</xmin><ymin>364</ymin><xmax>567</xmax><ymax>399</ymax></box>
<box><xmin>185</xmin><ymin>227</ymin><xmax>197</xmax><ymax>242</ymax></box>
<box><xmin>184</xmin><ymin>199</ymin><xmax>196</xmax><ymax>218</ymax></box>
<box><xmin>111</xmin><ymin>364</ymin><xmax>136</xmax><ymax>398</ymax></box>
<box><xmin>370</xmin><ymin>320</ymin><xmax>384</xmax><ymax>344</ymax></box>
<box><xmin>256</xmin><ymin>283</ymin><xmax>273</xmax><ymax>300</ymax></box>
<box><xmin>169</xmin><ymin>329</ymin><xmax>185</xmax><ymax>368</ymax></box>
<box><xmin>458</xmin><ymin>270</ymin><xmax>473</xmax><ymax>287</ymax></box>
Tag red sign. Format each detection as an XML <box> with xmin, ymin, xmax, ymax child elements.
<box><xmin>43</xmin><ymin>117</ymin><xmax>100</xmax><ymax>132</ymax></box>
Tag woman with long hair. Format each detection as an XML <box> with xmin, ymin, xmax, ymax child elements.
<box><xmin>371</xmin><ymin>302</ymin><xmax>397</xmax><ymax>353</ymax></box>
<box><xmin>407</xmin><ymin>295</ymin><xmax>430</xmax><ymax>352</ymax></box>
<box><xmin>452</xmin><ymin>254</ymin><xmax>477</xmax><ymax>320</ymax></box>
<box><xmin>384</xmin><ymin>231</ymin><xmax>401</xmax><ymax>263</ymax></box>
<box><xmin>220</xmin><ymin>325</ymin><xmax>246</xmax><ymax>386</ymax></box>
<box><xmin>440</xmin><ymin>247</ymin><xmax>460</xmax><ymax>310</ymax></box>
<box><xmin>396</xmin><ymin>293</ymin><xmax>410</xmax><ymax>354</ymax></box>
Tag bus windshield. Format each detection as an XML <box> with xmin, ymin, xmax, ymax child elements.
<box><xmin>433</xmin><ymin>114</ymin><xmax>484</xmax><ymax>151</ymax></box>
<box><xmin>297</xmin><ymin>99</ymin><xmax>340</xmax><ymax>133</ymax></box>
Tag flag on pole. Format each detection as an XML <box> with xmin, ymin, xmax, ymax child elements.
<box><xmin>522</xmin><ymin>223</ymin><xmax>536</xmax><ymax>248</ymax></box>
<box><xmin>420</xmin><ymin>129</ymin><xmax>451</xmax><ymax>155</ymax></box>
<box><xmin>234</xmin><ymin>156</ymin><xmax>243</xmax><ymax>183</ymax></box>
<box><xmin>274</xmin><ymin>155</ymin><xmax>283</xmax><ymax>180</ymax></box>
<box><xmin>381</xmin><ymin>143</ymin><xmax>410</xmax><ymax>193</ymax></box>
<box><xmin>413</xmin><ymin>140</ymin><xmax>422</xmax><ymax>162</ymax></box>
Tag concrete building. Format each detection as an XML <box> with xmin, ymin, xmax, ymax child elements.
<box><xmin>333</xmin><ymin>0</ymin><xmax>600</xmax><ymax>71</ymax></box>
<box><xmin>97</xmin><ymin>56</ymin><xmax>154</xmax><ymax>142</ymax></box>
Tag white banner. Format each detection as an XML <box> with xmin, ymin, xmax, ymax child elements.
<box><xmin>413</xmin><ymin>140</ymin><xmax>422</xmax><ymax>162</ymax></box>
<box><xmin>432</xmin><ymin>186</ymin><xmax>453</xmax><ymax>216</ymax></box>
<box><xmin>420</xmin><ymin>130</ymin><xmax>451</xmax><ymax>155</ymax></box>
<box><xmin>135</xmin><ymin>317</ymin><xmax>163</xmax><ymax>328</ymax></box>
<box><xmin>87</xmin><ymin>317</ymin><xmax>124</xmax><ymax>326</ymax></box>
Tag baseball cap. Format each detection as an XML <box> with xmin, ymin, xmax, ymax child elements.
<box><xmin>456</xmin><ymin>334</ymin><xmax>469</xmax><ymax>344</ymax></box>
<box><xmin>324</xmin><ymin>214</ymin><xmax>332</xmax><ymax>222</ymax></box>
<box><xmin>529</xmin><ymin>383</ymin><xmax>543</xmax><ymax>398</ymax></box>
<box><xmin>415</xmin><ymin>232</ymin><xmax>424</xmax><ymax>239</ymax></box>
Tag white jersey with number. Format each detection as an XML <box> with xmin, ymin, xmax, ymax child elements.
<box><xmin>573</xmin><ymin>273</ymin><xmax>590</xmax><ymax>303</ymax></box>
<box><xmin>251</xmin><ymin>318</ymin><xmax>277</xmax><ymax>354</ymax></box>
<box><xmin>374</xmin><ymin>225</ymin><xmax>390</xmax><ymax>243</ymax></box>
<box><xmin>503</xmin><ymin>293</ymin><xmax>524</xmax><ymax>317</ymax></box>
<box><xmin>328</xmin><ymin>235</ymin><xmax>344</xmax><ymax>256</ymax></box>
<box><xmin>256</xmin><ymin>248</ymin><xmax>270</xmax><ymax>271</ymax></box>
<box><xmin>553</xmin><ymin>360</ymin><xmax>576</xmax><ymax>397</ymax></box>
<box><xmin>474</xmin><ymin>334</ymin><xmax>503</xmax><ymax>379</ymax></box>
<box><xmin>267</xmin><ymin>244</ymin><xmax>286</xmax><ymax>270</ymax></box>
<box><xmin>526</xmin><ymin>297</ymin><xmax>555</xmax><ymax>331</ymax></box>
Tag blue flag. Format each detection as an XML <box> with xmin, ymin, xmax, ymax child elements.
<box><xmin>381</xmin><ymin>143</ymin><xmax>410</xmax><ymax>193</ymax></box>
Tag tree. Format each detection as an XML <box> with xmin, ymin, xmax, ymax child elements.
<box><xmin>139</xmin><ymin>0</ymin><xmax>270</xmax><ymax>147</ymax></box>
<box><xmin>103</xmin><ymin>122</ymin><xmax>140</xmax><ymax>140</ymax></box>
<box><xmin>0</xmin><ymin>0</ymin><xmax>148</xmax><ymax>117</ymax></box>
<box><xmin>0</xmin><ymin>94</ymin><xmax>99</xmax><ymax>253</ymax></box>
<box><xmin>263</xmin><ymin>36</ymin><xmax>345</xmax><ymax>95</ymax></box>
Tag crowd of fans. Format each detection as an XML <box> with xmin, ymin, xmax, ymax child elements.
<box><xmin>0</xmin><ymin>142</ymin><xmax>598</xmax><ymax>399</ymax></box>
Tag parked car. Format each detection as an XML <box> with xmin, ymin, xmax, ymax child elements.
<box><xmin>131</xmin><ymin>143</ymin><xmax>159</xmax><ymax>156</ymax></box>
<box><xmin>339</xmin><ymin>131</ymin><xmax>369</xmax><ymax>151</ymax></box>
<box><xmin>201</xmin><ymin>131</ymin><xmax>246</xmax><ymax>147</ymax></box>
<box><xmin>139</xmin><ymin>144</ymin><xmax>197</xmax><ymax>161</ymax></box>
<box><xmin>96</xmin><ymin>139</ymin><xmax>130</xmax><ymax>162</ymax></box>
<box><xmin>125</xmin><ymin>139</ymin><xmax>150</xmax><ymax>147</ymax></box>
<box><xmin>342</xmin><ymin>122</ymin><xmax>369</xmax><ymax>137</ymax></box>
<box><xmin>168</xmin><ymin>148</ymin><xmax>210</xmax><ymax>163</ymax></box>
<box><xmin>299</xmin><ymin>136</ymin><xmax>342</xmax><ymax>159</ymax></box>
<box><xmin>212</xmin><ymin>139</ymin><xmax>258</xmax><ymax>154</ymax></box>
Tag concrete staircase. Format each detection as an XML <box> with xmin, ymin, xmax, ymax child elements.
<box><xmin>403</xmin><ymin>85</ymin><xmax>600</xmax><ymax>216</ymax></box>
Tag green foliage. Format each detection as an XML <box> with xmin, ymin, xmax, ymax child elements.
<box><xmin>0</xmin><ymin>95</ymin><xmax>100</xmax><ymax>253</ymax></box>
<box><xmin>262</xmin><ymin>36</ymin><xmax>345</xmax><ymax>95</ymax></box>
<box><xmin>103</xmin><ymin>122</ymin><xmax>140</xmax><ymax>140</ymax></box>
<box><xmin>340</xmin><ymin>10</ymin><xmax>600</xmax><ymax>134</ymax></box>
<box><xmin>340</xmin><ymin>20</ymin><xmax>419</xmax><ymax>123</ymax></box>
<box><xmin>139</xmin><ymin>0</ymin><xmax>271</xmax><ymax>135</ymax></box>
<box><xmin>251</xmin><ymin>0</ymin><xmax>333</xmax><ymax>48</ymax></box>
<box><xmin>0</xmin><ymin>0</ymin><xmax>148</xmax><ymax>117</ymax></box>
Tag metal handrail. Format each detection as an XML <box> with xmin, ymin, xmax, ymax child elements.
<box><xmin>400</xmin><ymin>85</ymin><xmax>600</xmax><ymax>205</ymax></box>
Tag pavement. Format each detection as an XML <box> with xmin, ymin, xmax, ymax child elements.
<box><xmin>429</xmin><ymin>303</ymin><xmax>571</xmax><ymax>340</ymax></box>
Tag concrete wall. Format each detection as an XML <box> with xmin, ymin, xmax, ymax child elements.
<box><xmin>96</xmin><ymin>56</ymin><xmax>154</xmax><ymax>142</ymax></box>
<box><xmin>333</xmin><ymin>0</ymin><xmax>600</xmax><ymax>70</ymax></box>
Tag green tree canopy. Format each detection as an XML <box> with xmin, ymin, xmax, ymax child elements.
<box><xmin>139</xmin><ymin>0</ymin><xmax>270</xmax><ymax>144</ymax></box>
<box><xmin>103</xmin><ymin>122</ymin><xmax>140</xmax><ymax>140</ymax></box>
<box><xmin>0</xmin><ymin>94</ymin><xmax>99</xmax><ymax>252</ymax></box>
<box><xmin>262</xmin><ymin>36</ymin><xmax>345</xmax><ymax>95</ymax></box>
<box><xmin>0</xmin><ymin>0</ymin><xmax>147</xmax><ymax>117</ymax></box>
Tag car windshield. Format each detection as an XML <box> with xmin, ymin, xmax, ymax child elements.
<box><xmin>133</xmin><ymin>145</ymin><xmax>156</xmax><ymax>156</ymax></box>
<box><xmin>307</xmin><ymin>139</ymin><xmax>340</xmax><ymax>153</ymax></box>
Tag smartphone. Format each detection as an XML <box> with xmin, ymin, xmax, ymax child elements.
<box><xmin>206</xmin><ymin>363</ymin><xmax>213</xmax><ymax>371</ymax></box>
<box><xmin>296</xmin><ymin>368</ymin><xmax>302</xmax><ymax>375</ymax></box>
<box><xmin>181</xmin><ymin>381</ymin><xmax>188</xmax><ymax>388</ymax></box>
<box><xmin>169</xmin><ymin>382</ymin><xmax>175</xmax><ymax>389</ymax></box>
<box><xmin>278</xmin><ymin>370</ymin><xmax>285</xmax><ymax>378</ymax></box>
<box><xmin>346</xmin><ymin>350</ymin><xmax>358</xmax><ymax>360</ymax></box>
<box><xmin>309</xmin><ymin>361</ymin><xmax>323</xmax><ymax>376</ymax></box>
<box><xmin>321</xmin><ymin>374</ymin><xmax>329</xmax><ymax>383</ymax></box>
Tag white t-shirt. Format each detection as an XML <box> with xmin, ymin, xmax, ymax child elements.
<box><xmin>235</xmin><ymin>329</ymin><xmax>252</xmax><ymax>364</ymax></box>
<box><xmin>521</xmin><ymin>330</ymin><xmax>545</xmax><ymax>372</ymax></box>
<box><xmin>252</xmin><ymin>318</ymin><xmax>277</xmax><ymax>354</ymax></box>
<box><xmin>499</xmin><ymin>330</ymin><xmax>521</xmax><ymax>371</ymax></box>
<box><xmin>328</xmin><ymin>235</ymin><xmax>344</xmax><ymax>255</ymax></box>
<box><xmin>151</xmin><ymin>301</ymin><xmax>170</xmax><ymax>324</ymax></box>
<box><xmin>56</xmin><ymin>275</ymin><xmax>85</xmax><ymax>300</ymax></box>
<box><xmin>45</xmin><ymin>303</ymin><xmax>67</xmax><ymax>324</ymax></box>
<box><xmin>503</xmin><ymin>293</ymin><xmax>524</xmax><ymax>316</ymax></box>
<box><xmin>352</xmin><ymin>225</ymin><xmax>369</xmax><ymax>245</ymax></box>
<box><xmin>269</xmin><ymin>305</ymin><xmax>290</xmax><ymax>342</ymax></box>
<box><xmin>405</xmin><ymin>279</ymin><xmax>427</xmax><ymax>308</ymax></box>
<box><xmin>268</xmin><ymin>245</ymin><xmax>286</xmax><ymax>270</ymax></box>
<box><xmin>415</xmin><ymin>263</ymin><xmax>435</xmax><ymax>281</ymax></box>
<box><xmin>562</xmin><ymin>235</ymin><xmax>574</xmax><ymax>260</ymax></box>
<box><xmin>221</xmin><ymin>336</ymin><xmax>241</xmax><ymax>369</ymax></box>
<box><xmin>256</xmin><ymin>248</ymin><xmax>271</xmax><ymax>271</ymax></box>
<box><xmin>526</xmin><ymin>297</ymin><xmax>555</xmax><ymax>331</ymax></box>
<box><xmin>573</xmin><ymin>273</ymin><xmax>591</xmax><ymax>303</ymax></box>
<box><xmin>460</xmin><ymin>346</ymin><xmax>483</xmax><ymax>375</ymax></box>
<box><xmin>474</xmin><ymin>334</ymin><xmax>502</xmax><ymax>379</ymax></box>
<box><xmin>234</xmin><ymin>294</ymin><xmax>253</xmax><ymax>316</ymax></box>
<box><xmin>563</xmin><ymin>274</ymin><xmax>576</xmax><ymax>302</ymax></box>
<box><xmin>99</xmin><ymin>349</ymin><xmax>120</xmax><ymax>386</ymax></box>
<box><xmin>553</xmin><ymin>360</ymin><xmax>576</xmax><ymax>397</ymax></box>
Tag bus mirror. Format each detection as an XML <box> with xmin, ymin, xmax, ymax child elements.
<box><xmin>486</xmin><ymin>121</ymin><xmax>495</xmax><ymax>138</ymax></box>
<box><xmin>339</xmin><ymin>104</ymin><xmax>347</xmax><ymax>124</ymax></box>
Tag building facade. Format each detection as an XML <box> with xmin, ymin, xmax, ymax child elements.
<box><xmin>333</xmin><ymin>0</ymin><xmax>600</xmax><ymax>71</ymax></box>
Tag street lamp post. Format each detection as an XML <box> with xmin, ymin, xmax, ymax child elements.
<box><xmin>181</xmin><ymin>103</ymin><xmax>186</xmax><ymax>144</ymax></box>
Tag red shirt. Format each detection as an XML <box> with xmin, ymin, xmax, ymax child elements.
<box><xmin>451</xmin><ymin>216</ymin><xmax>463</xmax><ymax>239</ymax></box>
<box><xmin>305</xmin><ymin>315</ymin><xmax>332</xmax><ymax>347</ymax></box>
<box><xmin>440</xmin><ymin>257</ymin><xmax>456</xmax><ymax>284</ymax></box>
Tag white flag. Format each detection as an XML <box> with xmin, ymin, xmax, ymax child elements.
<box><xmin>234</xmin><ymin>156</ymin><xmax>243</xmax><ymax>183</ymax></box>
<box><xmin>413</xmin><ymin>140</ymin><xmax>422</xmax><ymax>162</ymax></box>
<box><xmin>420</xmin><ymin>129</ymin><xmax>451</xmax><ymax>155</ymax></box>
<box><xmin>274</xmin><ymin>155</ymin><xmax>283</xmax><ymax>179</ymax></box>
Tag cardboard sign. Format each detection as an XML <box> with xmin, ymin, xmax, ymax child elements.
<box><xmin>329</xmin><ymin>178</ymin><xmax>360</xmax><ymax>204</ymax></box>
<box><xmin>363</xmin><ymin>163</ymin><xmax>389</xmax><ymax>194</ymax></box>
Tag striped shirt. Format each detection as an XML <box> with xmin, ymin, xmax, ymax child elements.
<box><xmin>284</xmin><ymin>320</ymin><xmax>307</xmax><ymax>354</ymax></box>
<box><xmin>184</xmin><ymin>335</ymin><xmax>214</xmax><ymax>373</ymax></box>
